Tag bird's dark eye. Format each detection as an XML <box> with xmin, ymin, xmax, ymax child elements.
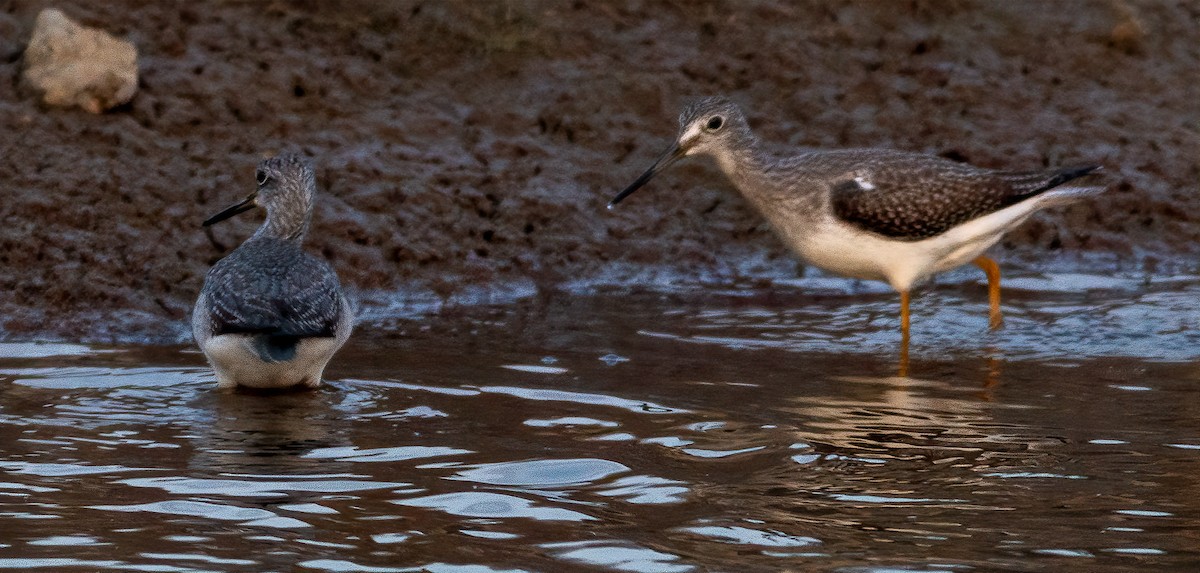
<box><xmin>706</xmin><ymin>116</ymin><xmax>724</xmax><ymax>131</ymax></box>
<box><xmin>255</xmin><ymin>169</ymin><xmax>269</xmax><ymax>186</ymax></box>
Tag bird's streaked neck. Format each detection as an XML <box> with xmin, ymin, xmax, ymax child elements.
<box><xmin>705</xmin><ymin>137</ymin><xmax>819</xmax><ymax>241</ymax></box>
<box><xmin>252</xmin><ymin>200</ymin><xmax>312</xmax><ymax>242</ymax></box>
<box><xmin>705</xmin><ymin>136</ymin><xmax>774</xmax><ymax>197</ymax></box>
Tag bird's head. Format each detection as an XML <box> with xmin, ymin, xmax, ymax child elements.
<box><xmin>203</xmin><ymin>153</ymin><xmax>316</xmax><ymax>229</ymax></box>
<box><xmin>608</xmin><ymin>96</ymin><xmax>752</xmax><ymax>208</ymax></box>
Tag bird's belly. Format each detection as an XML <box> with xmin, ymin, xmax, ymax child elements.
<box><xmin>775</xmin><ymin>222</ymin><xmax>935</xmax><ymax>291</ymax></box>
<box><xmin>201</xmin><ymin>334</ymin><xmax>343</xmax><ymax>389</ymax></box>
<box><xmin>795</xmin><ymin>238</ymin><xmax>891</xmax><ymax>281</ymax></box>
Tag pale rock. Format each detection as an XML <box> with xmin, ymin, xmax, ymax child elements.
<box><xmin>22</xmin><ymin>8</ymin><xmax>138</xmax><ymax>114</ymax></box>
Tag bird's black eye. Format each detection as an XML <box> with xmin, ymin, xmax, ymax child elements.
<box><xmin>706</xmin><ymin>116</ymin><xmax>724</xmax><ymax>131</ymax></box>
<box><xmin>255</xmin><ymin>169</ymin><xmax>269</xmax><ymax>186</ymax></box>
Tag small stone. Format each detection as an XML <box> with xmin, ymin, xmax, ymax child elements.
<box><xmin>1109</xmin><ymin>2</ymin><xmax>1145</xmax><ymax>55</ymax></box>
<box><xmin>22</xmin><ymin>8</ymin><xmax>138</xmax><ymax>114</ymax></box>
<box><xmin>1110</xmin><ymin>19</ymin><xmax>1144</xmax><ymax>54</ymax></box>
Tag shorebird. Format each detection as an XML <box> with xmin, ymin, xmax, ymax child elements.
<box><xmin>193</xmin><ymin>153</ymin><xmax>352</xmax><ymax>389</ymax></box>
<box><xmin>609</xmin><ymin>97</ymin><xmax>1104</xmax><ymax>353</ymax></box>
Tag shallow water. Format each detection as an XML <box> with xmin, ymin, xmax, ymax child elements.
<box><xmin>2</xmin><ymin>275</ymin><xmax>1200</xmax><ymax>572</ymax></box>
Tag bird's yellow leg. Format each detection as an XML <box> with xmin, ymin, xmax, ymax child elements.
<box><xmin>898</xmin><ymin>290</ymin><xmax>911</xmax><ymax>377</ymax></box>
<box><xmin>973</xmin><ymin>255</ymin><xmax>1004</xmax><ymax>330</ymax></box>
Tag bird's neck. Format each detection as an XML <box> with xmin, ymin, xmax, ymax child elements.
<box><xmin>709</xmin><ymin>140</ymin><xmax>825</xmax><ymax>252</ymax></box>
<box><xmin>710</xmin><ymin>138</ymin><xmax>783</xmax><ymax>206</ymax></box>
<box><xmin>252</xmin><ymin>201</ymin><xmax>312</xmax><ymax>242</ymax></box>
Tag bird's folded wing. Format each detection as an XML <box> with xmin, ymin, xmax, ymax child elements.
<box><xmin>830</xmin><ymin>162</ymin><xmax>1098</xmax><ymax>240</ymax></box>
<box><xmin>205</xmin><ymin>254</ymin><xmax>343</xmax><ymax>338</ymax></box>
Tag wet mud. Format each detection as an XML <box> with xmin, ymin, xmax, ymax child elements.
<box><xmin>1</xmin><ymin>0</ymin><xmax>1198</xmax><ymax>342</ymax></box>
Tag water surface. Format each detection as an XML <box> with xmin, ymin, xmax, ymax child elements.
<box><xmin>2</xmin><ymin>275</ymin><xmax>1199</xmax><ymax>572</ymax></box>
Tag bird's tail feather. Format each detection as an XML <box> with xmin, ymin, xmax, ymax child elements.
<box><xmin>251</xmin><ymin>334</ymin><xmax>301</xmax><ymax>363</ymax></box>
<box><xmin>1032</xmin><ymin>165</ymin><xmax>1103</xmax><ymax>194</ymax></box>
<box><xmin>1027</xmin><ymin>165</ymin><xmax>1106</xmax><ymax>206</ymax></box>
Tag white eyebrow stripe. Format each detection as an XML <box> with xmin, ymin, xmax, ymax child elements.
<box><xmin>853</xmin><ymin>175</ymin><xmax>876</xmax><ymax>191</ymax></box>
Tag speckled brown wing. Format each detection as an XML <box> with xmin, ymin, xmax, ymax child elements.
<box><xmin>830</xmin><ymin>160</ymin><xmax>1099</xmax><ymax>241</ymax></box>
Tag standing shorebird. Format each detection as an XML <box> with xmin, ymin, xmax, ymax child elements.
<box><xmin>609</xmin><ymin>97</ymin><xmax>1104</xmax><ymax>357</ymax></box>
<box><xmin>193</xmin><ymin>153</ymin><xmax>352</xmax><ymax>389</ymax></box>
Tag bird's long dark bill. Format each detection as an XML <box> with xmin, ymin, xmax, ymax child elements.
<box><xmin>608</xmin><ymin>142</ymin><xmax>684</xmax><ymax>208</ymax></box>
<box><xmin>202</xmin><ymin>195</ymin><xmax>257</xmax><ymax>227</ymax></box>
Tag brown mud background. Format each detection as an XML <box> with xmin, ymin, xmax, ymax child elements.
<box><xmin>0</xmin><ymin>0</ymin><xmax>1196</xmax><ymax>343</ymax></box>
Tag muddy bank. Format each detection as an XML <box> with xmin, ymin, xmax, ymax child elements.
<box><xmin>0</xmin><ymin>0</ymin><xmax>1196</xmax><ymax>342</ymax></box>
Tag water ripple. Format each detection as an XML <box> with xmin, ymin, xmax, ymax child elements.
<box><xmin>543</xmin><ymin>540</ymin><xmax>693</xmax><ymax>573</ymax></box>
<box><xmin>0</xmin><ymin>342</ymin><xmax>107</xmax><ymax>359</ymax></box>
<box><xmin>394</xmin><ymin>492</ymin><xmax>594</xmax><ymax>522</ymax></box>
<box><xmin>451</xmin><ymin>458</ymin><xmax>628</xmax><ymax>487</ymax></box>
<box><xmin>303</xmin><ymin>446</ymin><xmax>471</xmax><ymax>463</ymax></box>
<box><xmin>680</xmin><ymin>524</ymin><xmax>821</xmax><ymax>548</ymax></box>
<box><xmin>119</xmin><ymin>475</ymin><xmax>407</xmax><ymax>497</ymax></box>
<box><xmin>0</xmin><ymin>461</ymin><xmax>151</xmax><ymax>477</ymax></box>
<box><xmin>477</xmin><ymin>386</ymin><xmax>686</xmax><ymax>414</ymax></box>
<box><xmin>89</xmin><ymin>500</ymin><xmax>278</xmax><ymax>522</ymax></box>
<box><xmin>0</xmin><ymin>558</ymin><xmax>213</xmax><ymax>572</ymax></box>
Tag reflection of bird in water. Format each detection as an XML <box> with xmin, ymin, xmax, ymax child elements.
<box><xmin>190</xmin><ymin>390</ymin><xmax>343</xmax><ymax>475</ymax></box>
<box><xmin>193</xmin><ymin>153</ymin><xmax>352</xmax><ymax>389</ymax></box>
<box><xmin>610</xmin><ymin>97</ymin><xmax>1105</xmax><ymax>374</ymax></box>
<box><xmin>780</xmin><ymin>377</ymin><xmax>1006</xmax><ymax>466</ymax></box>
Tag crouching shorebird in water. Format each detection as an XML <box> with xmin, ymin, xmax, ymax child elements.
<box><xmin>193</xmin><ymin>153</ymin><xmax>352</xmax><ymax>389</ymax></box>
<box><xmin>609</xmin><ymin>97</ymin><xmax>1105</xmax><ymax>370</ymax></box>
